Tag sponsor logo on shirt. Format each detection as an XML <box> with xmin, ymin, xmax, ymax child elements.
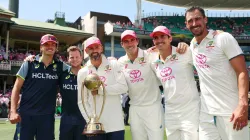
<box><xmin>160</xmin><ymin>67</ymin><xmax>175</xmax><ymax>82</ymax></box>
<box><xmin>195</xmin><ymin>54</ymin><xmax>210</xmax><ymax>68</ymax></box>
<box><xmin>129</xmin><ymin>70</ymin><xmax>144</xmax><ymax>83</ymax></box>
<box><xmin>32</xmin><ymin>73</ymin><xmax>58</xmax><ymax>79</ymax></box>
<box><xmin>63</xmin><ymin>84</ymin><xmax>78</xmax><ymax>90</ymax></box>
<box><xmin>99</xmin><ymin>76</ymin><xmax>107</xmax><ymax>86</ymax></box>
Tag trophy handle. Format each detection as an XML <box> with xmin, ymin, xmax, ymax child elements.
<box><xmin>81</xmin><ymin>82</ymin><xmax>90</xmax><ymax>119</ymax></box>
<box><xmin>97</xmin><ymin>82</ymin><xmax>106</xmax><ymax>121</ymax></box>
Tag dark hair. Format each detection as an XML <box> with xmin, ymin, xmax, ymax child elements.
<box><xmin>185</xmin><ymin>6</ymin><xmax>206</xmax><ymax>20</ymax></box>
<box><xmin>67</xmin><ymin>46</ymin><xmax>82</xmax><ymax>57</ymax></box>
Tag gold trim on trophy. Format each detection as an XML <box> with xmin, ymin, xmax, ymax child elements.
<box><xmin>81</xmin><ymin>73</ymin><xmax>106</xmax><ymax>135</ymax></box>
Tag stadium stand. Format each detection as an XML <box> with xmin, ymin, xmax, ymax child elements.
<box><xmin>111</xmin><ymin>15</ymin><xmax>250</xmax><ymax>36</ymax></box>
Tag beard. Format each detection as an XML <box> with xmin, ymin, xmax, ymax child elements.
<box><xmin>90</xmin><ymin>52</ymin><xmax>101</xmax><ymax>61</ymax></box>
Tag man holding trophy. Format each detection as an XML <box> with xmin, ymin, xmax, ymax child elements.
<box><xmin>77</xmin><ymin>36</ymin><xmax>128</xmax><ymax>140</ymax></box>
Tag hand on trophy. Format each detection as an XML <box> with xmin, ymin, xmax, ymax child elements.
<box><xmin>91</xmin><ymin>90</ymin><xmax>98</xmax><ymax>96</ymax></box>
<box><xmin>81</xmin><ymin>73</ymin><xmax>106</xmax><ymax>136</ymax></box>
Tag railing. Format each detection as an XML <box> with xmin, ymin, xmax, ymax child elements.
<box><xmin>141</xmin><ymin>11</ymin><xmax>250</xmax><ymax>18</ymax></box>
<box><xmin>10</xmin><ymin>60</ymin><xmax>23</xmax><ymax>67</ymax></box>
<box><xmin>0</xmin><ymin>63</ymin><xmax>11</xmax><ymax>70</ymax></box>
<box><xmin>55</xmin><ymin>11</ymin><xmax>65</xmax><ymax>19</ymax></box>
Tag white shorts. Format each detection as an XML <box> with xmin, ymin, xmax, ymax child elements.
<box><xmin>165</xmin><ymin>106</ymin><xmax>199</xmax><ymax>140</ymax></box>
<box><xmin>199</xmin><ymin>112</ymin><xmax>249</xmax><ymax>140</ymax></box>
<box><xmin>129</xmin><ymin>102</ymin><xmax>164</xmax><ymax>140</ymax></box>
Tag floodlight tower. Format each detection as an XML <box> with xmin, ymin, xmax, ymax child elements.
<box><xmin>136</xmin><ymin>0</ymin><xmax>142</xmax><ymax>25</ymax></box>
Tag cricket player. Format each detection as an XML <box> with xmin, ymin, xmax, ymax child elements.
<box><xmin>77</xmin><ymin>36</ymin><xmax>128</xmax><ymax>140</ymax></box>
<box><xmin>9</xmin><ymin>34</ymin><xmax>68</xmax><ymax>140</ymax></box>
<box><xmin>59</xmin><ymin>46</ymin><xmax>87</xmax><ymax>140</ymax></box>
<box><xmin>185</xmin><ymin>6</ymin><xmax>249</xmax><ymax>140</ymax></box>
<box><xmin>149</xmin><ymin>26</ymin><xmax>200</xmax><ymax>140</ymax></box>
<box><xmin>118</xmin><ymin>30</ymin><xmax>187</xmax><ymax>140</ymax></box>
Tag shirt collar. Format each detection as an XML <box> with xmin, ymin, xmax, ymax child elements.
<box><xmin>35</xmin><ymin>54</ymin><xmax>57</xmax><ymax>64</ymax></box>
<box><xmin>68</xmin><ymin>66</ymin><xmax>84</xmax><ymax>75</ymax></box>
<box><xmin>124</xmin><ymin>48</ymin><xmax>144</xmax><ymax>63</ymax></box>
<box><xmin>155</xmin><ymin>46</ymin><xmax>178</xmax><ymax>63</ymax></box>
<box><xmin>191</xmin><ymin>30</ymin><xmax>215</xmax><ymax>46</ymax></box>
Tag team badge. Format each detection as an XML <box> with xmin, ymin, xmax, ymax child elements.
<box><xmin>35</xmin><ymin>64</ymin><xmax>40</xmax><ymax>69</ymax></box>
<box><xmin>170</xmin><ymin>54</ymin><xmax>178</xmax><ymax>61</ymax></box>
<box><xmin>53</xmin><ymin>64</ymin><xmax>57</xmax><ymax>71</ymax></box>
<box><xmin>206</xmin><ymin>40</ymin><xmax>215</xmax><ymax>48</ymax></box>
<box><xmin>138</xmin><ymin>57</ymin><xmax>145</xmax><ymax>64</ymax></box>
<box><xmin>138</xmin><ymin>57</ymin><xmax>146</xmax><ymax>66</ymax></box>
<box><xmin>105</xmin><ymin>65</ymin><xmax>111</xmax><ymax>73</ymax></box>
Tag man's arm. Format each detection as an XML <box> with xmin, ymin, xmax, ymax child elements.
<box><xmin>99</xmin><ymin>61</ymin><xmax>128</xmax><ymax>95</ymax></box>
<box><xmin>219</xmin><ymin>32</ymin><xmax>248</xmax><ymax>130</ymax></box>
<box><xmin>10</xmin><ymin>77</ymin><xmax>24</xmax><ymax>114</ymax></box>
<box><xmin>10</xmin><ymin>62</ymin><xmax>29</xmax><ymax>124</ymax></box>
<box><xmin>230</xmin><ymin>55</ymin><xmax>249</xmax><ymax>130</ymax></box>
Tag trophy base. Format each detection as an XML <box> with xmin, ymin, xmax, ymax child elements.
<box><xmin>82</xmin><ymin>122</ymin><xmax>106</xmax><ymax>136</ymax></box>
<box><xmin>82</xmin><ymin>130</ymin><xmax>106</xmax><ymax>135</ymax></box>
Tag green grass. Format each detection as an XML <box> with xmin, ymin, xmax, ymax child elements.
<box><xmin>0</xmin><ymin>119</ymin><xmax>166</xmax><ymax>140</ymax></box>
<box><xmin>2</xmin><ymin>118</ymin><xmax>249</xmax><ymax>140</ymax></box>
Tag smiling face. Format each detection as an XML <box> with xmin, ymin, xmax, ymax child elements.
<box><xmin>67</xmin><ymin>46</ymin><xmax>83</xmax><ymax>68</ymax></box>
<box><xmin>40</xmin><ymin>41</ymin><xmax>57</xmax><ymax>56</ymax></box>
<box><xmin>120</xmin><ymin>35</ymin><xmax>139</xmax><ymax>55</ymax></box>
<box><xmin>152</xmin><ymin>32</ymin><xmax>172</xmax><ymax>51</ymax></box>
<box><xmin>85</xmin><ymin>43</ymin><xmax>103</xmax><ymax>61</ymax></box>
<box><xmin>185</xmin><ymin>9</ymin><xmax>208</xmax><ymax>37</ymax></box>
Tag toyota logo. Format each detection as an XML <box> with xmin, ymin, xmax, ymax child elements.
<box><xmin>160</xmin><ymin>67</ymin><xmax>172</xmax><ymax>77</ymax></box>
<box><xmin>195</xmin><ymin>54</ymin><xmax>207</xmax><ymax>64</ymax></box>
<box><xmin>99</xmin><ymin>76</ymin><xmax>106</xmax><ymax>83</ymax></box>
<box><xmin>129</xmin><ymin>70</ymin><xmax>141</xmax><ymax>79</ymax></box>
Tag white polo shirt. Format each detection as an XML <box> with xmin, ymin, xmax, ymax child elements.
<box><xmin>190</xmin><ymin>30</ymin><xmax>243</xmax><ymax>116</ymax></box>
<box><xmin>150</xmin><ymin>47</ymin><xmax>200</xmax><ymax>115</ymax></box>
<box><xmin>77</xmin><ymin>55</ymin><xmax>128</xmax><ymax>133</ymax></box>
<box><xmin>118</xmin><ymin>48</ymin><xmax>162</xmax><ymax>106</ymax></box>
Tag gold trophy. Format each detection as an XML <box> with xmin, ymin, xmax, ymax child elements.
<box><xmin>81</xmin><ymin>73</ymin><xmax>106</xmax><ymax>135</ymax></box>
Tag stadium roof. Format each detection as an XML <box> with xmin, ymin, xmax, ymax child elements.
<box><xmin>89</xmin><ymin>11</ymin><xmax>131</xmax><ymax>23</ymax></box>
<box><xmin>0</xmin><ymin>6</ymin><xmax>15</xmax><ymax>17</ymax></box>
<box><xmin>145</xmin><ymin>0</ymin><xmax>250</xmax><ymax>10</ymax></box>
<box><xmin>10</xmin><ymin>18</ymin><xmax>92</xmax><ymax>45</ymax></box>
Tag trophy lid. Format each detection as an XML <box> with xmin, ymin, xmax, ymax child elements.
<box><xmin>84</xmin><ymin>73</ymin><xmax>102</xmax><ymax>91</ymax></box>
